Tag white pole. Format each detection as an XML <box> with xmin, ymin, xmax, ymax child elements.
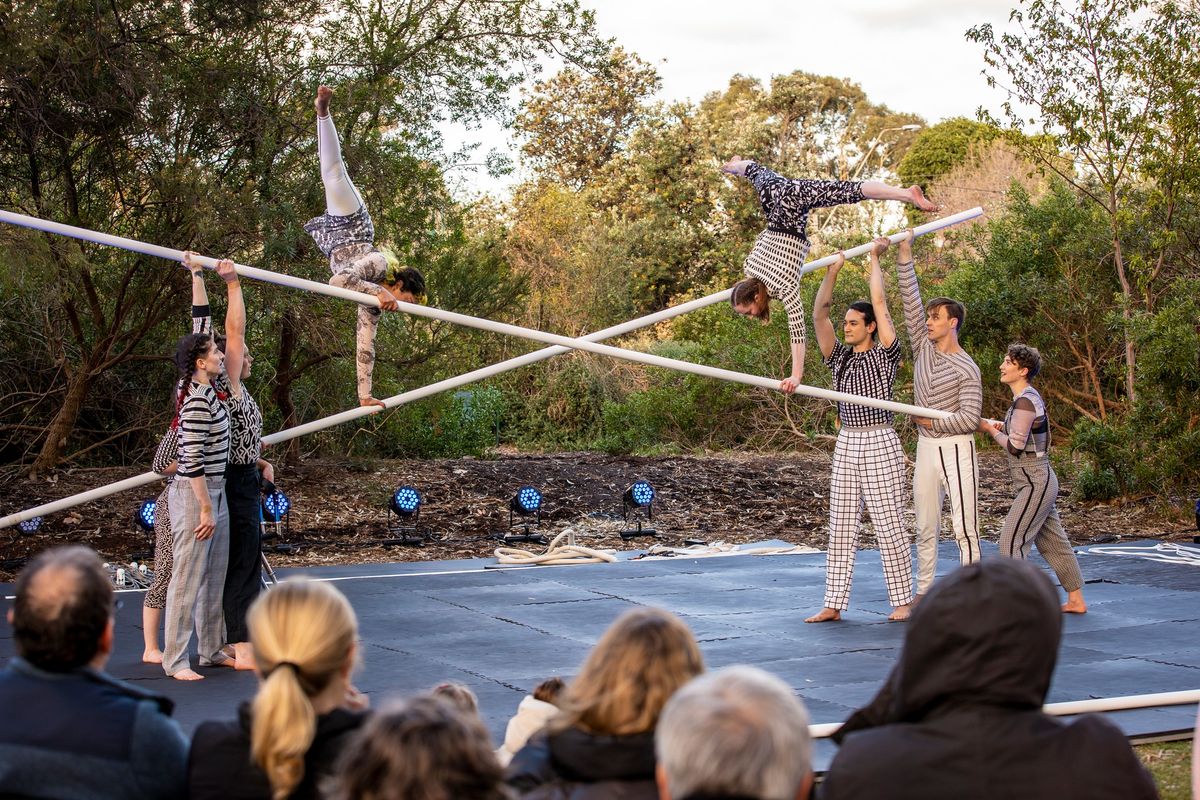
<box><xmin>0</xmin><ymin>208</ymin><xmax>981</xmax><ymax>529</ymax></box>
<box><xmin>809</xmin><ymin>688</ymin><xmax>1200</xmax><ymax>739</ymax></box>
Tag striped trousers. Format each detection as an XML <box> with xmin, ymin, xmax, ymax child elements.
<box><xmin>1000</xmin><ymin>457</ymin><xmax>1083</xmax><ymax>592</ymax></box>
<box><xmin>914</xmin><ymin>433</ymin><xmax>980</xmax><ymax>594</ymax></box>
<box><xmin>825</xmin><ymin>427</ymin><xmax>913</xmax><ymax>610</ymax></box>
<box><xmin>163</xmin><ymin>476</ymin><xmax>230</xmax><ymax>676</ymax></box>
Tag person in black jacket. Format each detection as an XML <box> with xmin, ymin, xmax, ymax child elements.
<box><xmin>188</xmin><ymin>578</ymin><xmax>368</xmax><ymax>800</ymax></box>
<box><xmin>0</xmin><ymin>546</ymin><xmax>187</xmax><ymax>800</ymax></box>
<box><xmin>820</xmin><ymin>559</ymin><xmax>1159</xmax><ymax>800</ymax></box>
<box><xmin>506</xmin><ymin>607</ymin><xmax>705</xmax><ymax>799</ymax></box>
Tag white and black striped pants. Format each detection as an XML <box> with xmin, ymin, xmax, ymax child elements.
<box><xmin>825</xmin><ymin>426</ymin><xmax>913</xmax><ymax>610</ymax></box>
<box><xmin>1000</xmin><ymin>457</ymin><xmax>1083</xmax><ymax>592</ymax></box>
<box><xmin>914</xmin><ymin>433</ymin><xmax>981</xmax><ymax>594</ymax></box>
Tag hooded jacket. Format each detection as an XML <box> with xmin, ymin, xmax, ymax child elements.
<box><xmin>820</xmin><ymin>559</ymin><xmax>1158</xmax><ymax>800</ymax></box>
<box><xmin>506</xmin><ymin>726</ymin><xmax>658</xmax><ymax>800</ymax></box>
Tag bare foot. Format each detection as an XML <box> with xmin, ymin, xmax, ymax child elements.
<box><xmin>1062</xmin><ymin>600</ymin><xmax>1088</xmax><ymax>614</ymax></box>
<box><xmin>172</xmin><ymin>668</ymin><xmax>204</xmax><ymax>681</ymax></box>
<box><xmin>233</xmin><ymin>642</ymin><xmax>257</xmax><ymax>671</ymax></box>
<box><xmin>142</xmin><ymin>648</ymin><xmax>163</xmax><ymax>665</ymax></box>
<box><xmin>804</xmin><ymin>607</ymin><xmax>842</xmax><ymax>623</ymax></box>
<box><xmin>908</xmin><ymin>185</ymin><xmax>939</xmax><ymax>212</ymax></box>
<box><xmin>888</xmin><ymin>604</ymin><xmax>913</xmax><ymax>622</ymax></box>
<box><xmin>315</xmin><ymin>85</ymin><xmax>332</xmax><ymax>117</ymax></box>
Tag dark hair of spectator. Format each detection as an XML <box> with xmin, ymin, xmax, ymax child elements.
<box><xmin>12</xmin><ymin>546</ymin><xmax>113</xmax><ymax>672</ymax></box>
<box><xmin>533</xmin><ymin>676</ymin><xmax>565</xmax><ymax>705</ymax></box>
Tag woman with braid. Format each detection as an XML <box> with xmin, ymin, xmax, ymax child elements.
<box><xmin>188</xmin><ymin>579</ymin><xmax>369</xmax><ymax>800</ymax></box>
<box><xmin>163</xmin><ymin>330</ymin><xmax>231</xmax><ymax>680</ymax></box>
<box><xmin>721</xmin><ymin>156</ymin><xmax>937</xmax><ymax>391</ymax></box>
<box><xmin>978</xmin><ymin>344</ymin><xmax>1087</xmax><ymax>614</ymax></box>
<box><xmin>183</xmin><ymin>252</ymin><xmax>275</xmax><ymax>668</ymax></box>
<box><xmin>306</xmin><ymin>85</ymin><xmax>426</xmax><ymax>408</ymax></box>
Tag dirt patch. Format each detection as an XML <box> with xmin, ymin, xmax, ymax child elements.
<box><xmin>1</xmin><ymin>451</ymin><xmax>1192</xmax><ymax>580</ymax></box>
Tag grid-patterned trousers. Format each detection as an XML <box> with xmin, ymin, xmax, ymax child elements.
<box><xmin>914</xmin><ymin>433</ymin><xmax>980</xmax><ymax>594</ymax></box>
<box><xmin>825</xmin><ymin>427</ymin><xmax>913</xmax><ymax>610</ymax></box>
<box><xmin>1000</xmin><ymin>457</ymin><xmax>1083</xmax><ymax>592</ymax></box>
<box><xmin>163</xmin><ymin>476</ymin><xmax>229</xmax><ymax>676</ymax></box>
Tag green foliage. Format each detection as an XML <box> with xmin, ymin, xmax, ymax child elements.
<box><xmin>897</xmin><ymin>118</ymin><xmax>1000</xmax><ymax>190</ymax></box>
<box><xmin>371</xmin><ymin>387</ymin><xmax>504</xmax><ymax>459</ymax></box>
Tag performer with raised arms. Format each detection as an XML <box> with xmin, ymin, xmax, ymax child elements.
<box><xmin>805</xmin><ymin>237</ymin><xmax>913</xmax><ymax>623</ymax></box>
<box><xmin>721</xmin><ymin>156</ymin><xmax>937</xmax><ymax>391</ymax></box>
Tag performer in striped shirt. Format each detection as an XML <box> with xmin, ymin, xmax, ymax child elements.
<box><xmin>720</xmin><ymin>156</ymin><xmax>937</xmax><ymax>391</ymax></box>
<box><xmin>307</xmin><ymin>85</ymin><xmax>426</xmax><ymax>408</ymax></box>
<box><xmin>163</xmin><ymin>332</ymin><xmax>231</xmax><ymax>680</ymax></box>
<box><xmin>895</xmin><ymin>232</ymin><xmax>983</xmax><ymax>597</ymax></box>
<box><xmin>183</xmin><ymin>252</ymin><xmax>275</xmax><ymax>669</ymax></box>
<box><xmin>806</xmin><ymin>238</ymin><xmax>913</xmax><ymax>623</ymax></box>
<box><xmin>979</xmin><ymin>344</ymin><xmax>1087</xmax><ymax>613</ymax></box>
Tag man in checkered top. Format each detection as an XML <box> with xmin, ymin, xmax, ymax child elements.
<box><xmin>721</xmin><ymin>156</ymin><xmax>937</xmax><ymax>392</ymax></box>
<box><xmin>805</xmin><ymin>236</ymin><xmax>915</xmax><ymax>623</ymax></box>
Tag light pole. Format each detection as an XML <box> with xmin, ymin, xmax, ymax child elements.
<box><xmin>850</xmin><ymin>123</ymin><xmax>922</xmax><ymax>180</ymax></box>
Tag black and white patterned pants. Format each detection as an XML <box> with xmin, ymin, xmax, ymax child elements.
<box><xmin>825</xmin><ymin>427</ymin><xmax>913</xmax><ymax>610</ymax></box>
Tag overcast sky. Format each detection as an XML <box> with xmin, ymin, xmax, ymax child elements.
<box><xmin>446</xmin><ymin>0</ymin><xmax>1019</xmax><ymax>196</ymax></box>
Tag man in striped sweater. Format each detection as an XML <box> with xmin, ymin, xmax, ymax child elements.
<box><xmin>895</xmin><ymin>233</ymin><xmax>983</xmax><ymax>597</ymax></box>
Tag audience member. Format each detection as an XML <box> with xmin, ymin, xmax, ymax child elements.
<box><xmin>507</xmin><ymin>607</ymin><xmax>705</xmax><ymax>799</ymax></box>
<box><xmin>188</xmin><ymin>578</ymin><xmax>369</xmax><ymax>800</ymax></box>
<box><xmin>330</xmin><ymin>693</ymin><xmax>510</xmax><ymax>800</ymax></box>
<box><xmin>656</xmin><ymin>665</ymin><xmax>812</xmax><ymax>800</ymax></box>
<box><xmin>820</xmin><ymin>559</ymin><xmax>1159</xmax><ymax>800</ymax></box>
<box><xmin>433</xmin><ymin>681</ymin><xmax>481</xmax><ymax>715</ymax></box>
<box><xmin>0</xmin><ymin>545</ymin><xmax>188</xmax><ymax>799</ymax></box>
<box><xmin>498</xmin><ymin>677</ymin><xmax>566</xmax><ymax>766</ymax></box>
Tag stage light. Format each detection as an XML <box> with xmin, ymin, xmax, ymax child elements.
<box><xmin>499</xmin><ymin>485</ymin><xmax>547</xmax><ymax>545</ymax></box>
<box><xmin>621</xmin><ymin>478</ymin><xmax>658</xmax><ymax>541</ymax></box>
<box><xmin>135</xmin><ymin>498</ymin><xmax>157</xmax><ymax>532</ymax></box>
<box><xmin>17</xmin><ymin>516</ymin><xmax>43</xmax><ymax>535</ymax></box>
<box><xmin>510</xmin><ymin>485</ymin><xmax>543</xmax><ymax>516</ymax></box>
<box><xmin>262</xmin><ymin>488</ymin><xmax>291</xmax><ymax>523</ymax></box>
<box><xmin>389</xmin><ymin>485</ymin><xmax>422</xmax><ymax>517</ymax></box>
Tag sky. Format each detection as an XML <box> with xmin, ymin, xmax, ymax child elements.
<box><xmin>445</xmin><ymin>0</ymin><xmax>1019</xmax><ymax>197</ymax></box>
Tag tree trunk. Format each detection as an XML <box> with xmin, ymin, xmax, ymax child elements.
<box><xmin>29</xmin><ymin>365</ymin><xmax>92</xmax><ymax>476</ymax></box>
<box><xmin>1110</xmin><ymin>233</ymin><xmax>1137</xmax><ymax>404</ymax></box>
<box><xmin>271</xmin><ymin>308</ymin><xmax>302</xmax><ymax>466</ymax></box>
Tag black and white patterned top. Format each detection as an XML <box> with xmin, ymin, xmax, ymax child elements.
<box><xmin>176</xmin><ymin>381</ymin><xmax>229</xmax><ymax>479</ymax></box>
<box><xmin>304</xmin><ymin>205</ymin><xmax>375</xmax><ymax>259</ymax></box>
<box><xmin>742</xmin><ymin>164</ymin><xmax>866</xmax><ymax>345</ymax></box>
<box><xmin>191</xmin><ymin>305</ymin><xmax>262</xmax><ymax>465</ymax></box>
<box><xmin>998</xmin><ymin>386</ymin><xmax>1051</xmax><ymax>457</ymax></box>
<box><xmin>825</xmin><ymin>338</ymin><xmax>902</xmax><ymax>428</ymax></box>
<box><xmin>152</xmin><ymin>424</ymin><xmax>179</xmax><ymax>483</ymax></box>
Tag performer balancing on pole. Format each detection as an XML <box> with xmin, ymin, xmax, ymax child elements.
<box><xmin>895</xmin><ymin>232</ymin><xmax>983</xmax><ymax>598</ymax></box>
<box><xmin>806</xmin><ymin>238</ymin><xmax>914</xmax><ymax>623</ymax></box>
<box><xmin>978</xmin><ymin>344</ymin><xmax>1087</xmax><ymax>614</ymax></box>
<box><xmin>721</xmin><ymin>156</ymin><xmax>937</xmax><ymax>391</ymax></box>
<box><xmin>306</xmin><ymin>85</ymin><xmax>426</xmax><ymax>408</ymax></box>
<box><xmin>184</xmin><ymin>252</ymin><xmax>275</xmax><ymax>667</ymax></box>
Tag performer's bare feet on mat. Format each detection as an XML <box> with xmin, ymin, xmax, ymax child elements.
<box><xmin>908</xmin><ymin>185</ymin><xmax>939</xmax><ymax>212</ymax></box>
<box><xmin>142</xmin><ymin>648</ymin><xmax>163</xmax><ymax>665</ymax></box>
<box><xmin>805</xmin><ymin>607</ymin><xmax>841</xmax><ymax>623</ymax></box>
<box><xmin>888</xmin><ymin>603</ymin><xmax>912</xmax><ymax>622</ymax></box>
<box><xmin>1062</xmin><ymin>591</ymin><xmax>1087</xmax><ymax>614</ymax></box>
<box><xmin>232</xmin><ymin>642</ymin><xmax>257</xmax><ymax>671</ymax></box>
<box><xmin>173</xmin><ymin>668</ymin><xmax>204</xmax><ymax>681</ymax></box>
<box><xmin>315</xmin><ymin>85</ymin><xmax>332</xmax><ymax>117</ymax></box>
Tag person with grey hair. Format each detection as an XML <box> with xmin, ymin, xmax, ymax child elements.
<box><xmin>655</xmin><ymin>665</ymin><xmax>813</xmax><ymax>800</ymax></box>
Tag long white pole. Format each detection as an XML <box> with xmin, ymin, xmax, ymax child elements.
<box><xmin>0</xmin><ymin>208</ymin><xmax>981</xmax><ymax>529</ymax></box>
<box><xmin>809</xmin><ymin>688</ymin><xmax>1200</xmax><ymax>739</ymax></box>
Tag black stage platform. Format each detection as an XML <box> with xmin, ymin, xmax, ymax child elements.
<box><xmin>3</xmin><ymin>540</ymin><xmax>1197</xmax><ymax>772</ymax></box>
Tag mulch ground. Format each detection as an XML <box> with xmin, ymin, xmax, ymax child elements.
<box><xmin>2</xmin><ymin>450</ymin><xmax>1194</xmax><ymax>581</ymax></box>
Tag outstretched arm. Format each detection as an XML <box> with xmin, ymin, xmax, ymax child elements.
<box><xmin>215</xmin><ymin>260</ymin><xmax>245</xmax><ymax>396</ymax></box>
<box><xmin>894</xmin><ymin>231</ymin><xmax>927</xmax><ymax>350</ymax></box>
<box><xmin>780</xmin><ymin>290</ymin><xmax>808</xmax><ymax>392</ymax></box>
<box><xmin>867</xmin><ymin>238</ymin><xmax>897</xmax><ymax>349</ymax></box>
<box><xmin>812</xmin><ymin>252</ymin><xmax>845</xmax><ymax>360</ymax></box>
<box><xmin>861</xmin><ymin>182</ymin><xmax>938</xmax><ymax>212</ymax></box>
<box><xmin>182</xmin><ymin>252</ymin><xmax>212</xmax><ymax>335</ymax></box>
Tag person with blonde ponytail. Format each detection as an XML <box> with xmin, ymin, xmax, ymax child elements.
<box><xmin>506</xmin><ymin>607</ymin><xmax>705</xmax><ymax>799</ymax></box>
<box><xmin>187</xmin><ymin>579</ymin><xmax>369</xmax><ymax>800</ymax></box>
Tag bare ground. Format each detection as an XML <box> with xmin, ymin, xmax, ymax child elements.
<box><xmin>1</xmin><ymin>450</ymin><xmax>1194</xmax><ymax>581</ymax></box>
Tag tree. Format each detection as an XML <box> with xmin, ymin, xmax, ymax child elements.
<box><xmin>967</xmin><ymin>0</ymin><xmax>1200</xmax><ymax>404</ymax></box>
<box><xmin>897</xmin><ymin>118</ymin><xmax>1000</xmax><ymax>190</ymax></box>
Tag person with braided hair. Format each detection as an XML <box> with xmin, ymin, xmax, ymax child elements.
<box><xmin>162</xmin><ymin>331</ymin><xmax>231</xmax><ymax>680</ymax></box>
<box><xmin>721</xmin><ymin>156</ymin><xmax>937</xmax><ymax>392</ymax></box>
<box><xmin>306</xmin><ymin>84</ymin><xmax>427</xmax><ymax>408</ymax></box>
<box><xmin>187</xmin><ymin>578</ymin><xmax>368</xmax><ymax>800</ymax></box>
